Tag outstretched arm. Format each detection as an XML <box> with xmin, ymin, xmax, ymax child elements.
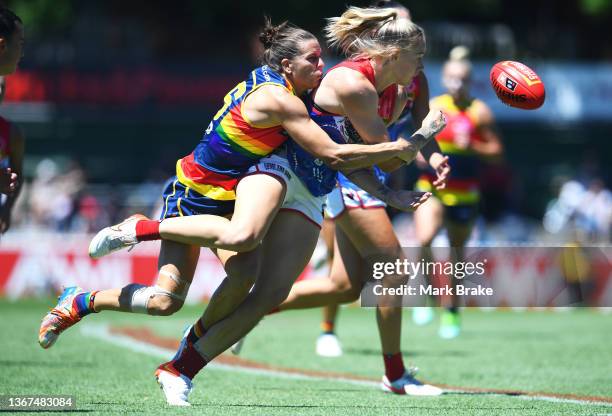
<box><xmin>272</xmin><ymin>88</ymin><xmax>412</xmax><ymax>170</ymax></box>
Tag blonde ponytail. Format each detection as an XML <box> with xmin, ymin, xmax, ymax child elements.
<box><xmin>325</xmin><ymin>6</ymin><xmax>424</xmax><ymax>59</ymax></box>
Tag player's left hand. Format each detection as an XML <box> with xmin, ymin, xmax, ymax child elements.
<box><xmin>0</xmin><ymin>168</ymin><xmax>17</xmax><ymax>194</ymax></box>
<box><xmin>429</xmin><ymin>154</ymin><xmax>451</xmax><ymax>190</ymax></box>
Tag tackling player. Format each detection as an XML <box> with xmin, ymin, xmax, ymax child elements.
<box><xmin>39</xmin><ymin>19</ymin><xmax>432</xmax><ymax>350</ymax></box>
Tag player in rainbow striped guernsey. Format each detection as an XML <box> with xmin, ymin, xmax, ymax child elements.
<box><xmin>162</xmin><ymin>63</ymin><xmax>300</xmax><ymax>219</ymax></box>
<box><xmin>414</xmin><ymin>46</ymin><xmax>503</xmax><ymax>338</ymax></box>
<box><xmin>39</xmin><ymin>19</ymin><xmax>430</xmax><ymax>357</ymax></box>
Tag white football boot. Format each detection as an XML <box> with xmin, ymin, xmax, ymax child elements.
<box><xmin>381</xmin><ymin>368</ymin><xmax>443</xmax><ymax>396</ymax></box>
<box><xmin>315</xmin><ymin>333</ymin><xmax>343</xmax><ymax>357</ymax></box>
<box><xmin>155</xmin><ymin>361</ymin><xmax>193</xmax><ymax>406</ymax></box>
<box><xmin>88</xmin><ymin>214</ymin><xmax>148</xmax><ymax>258</ymax></box>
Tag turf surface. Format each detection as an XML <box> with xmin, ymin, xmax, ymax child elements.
<box><xmin>1</xmin><ymin>299</ymin><xmax>611</xmax><ymax>415</ymax></box>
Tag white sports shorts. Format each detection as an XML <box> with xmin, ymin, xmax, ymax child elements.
<box><xmin>246</xmin><ymin>153</ymin><xmax>325</xmax><ymax>227</ymax></box>
<box><xmin>324</xmin><ymin>179</ymin><xmax>387</xmax><ymax>220</ymax></box>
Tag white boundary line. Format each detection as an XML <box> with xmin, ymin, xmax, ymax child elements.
<box><xmin>81</xmin><ymin>323</ymin><xmax>612</xmax><ymax>408</ymax></box>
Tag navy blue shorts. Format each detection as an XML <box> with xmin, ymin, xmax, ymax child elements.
<box><xmin>159</xmin><ymin>176</ymin><xmax>235</xmax><ymax>220</ymax></box>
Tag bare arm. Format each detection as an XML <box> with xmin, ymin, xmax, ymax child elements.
<box><xmin>336</xmin><ymin>72</ymin><xmax>448</xmax><ymax>172</ymax></box>
<box><xmin>267</xmin><ymin>88</ymin><xmax>412</xmax><ymax>170</ymax></box>
<box><xmin>409</xmin><ymin>73</ymin><xmax>450</xmax><ymax>189</ymax></box>
<box><xmin>343</xmin><ymin>168</ymin><xmax>431</xmax><ymax>212</ymax></box>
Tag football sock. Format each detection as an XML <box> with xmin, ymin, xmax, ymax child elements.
<box><xmin>321</xmin><ymin>320</ymin><xmax>335</xmax><ymax>334</ymax></box>
<box><xmin>173</xmin><ymin>343</ymin><xmax>207</xmax><ymax>380</ymax></box>
<box><xmin>135</xmin><ymin>219</ymin><xmax>161</xmax><ymax>241</ymax></box>
<box><xmin>383</xmin><ymin>352</ymin><xmax>406</xmax><ymax>382</ymax></box>
<box><xmin>73</xmin><ymin>291</ymin><xmax>99</xmax><ymax>317</ymax></box>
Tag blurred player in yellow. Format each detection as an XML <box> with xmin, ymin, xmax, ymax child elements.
<box><xmin>413</xmin><ymin>46</ymin><xmax>503</xmax><ymax>338</ymax></box>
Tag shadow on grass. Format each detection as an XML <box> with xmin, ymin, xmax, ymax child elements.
<box><xmin>0</xmin><ymin>410</ymin><xmax>93</xmax><ymax>413</ymax></box>
<box><xmin>200</xmin><ymin>403</ymin><xmax>533</xmax><ymax>410</ymax></box>
<box><xmin>343</xmin><ymin>348</ymin><xmax>469</xmax><ymax>357</ymax></box>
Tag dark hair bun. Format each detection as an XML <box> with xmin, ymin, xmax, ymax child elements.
<box><xmin>259</xmin><ymin>18</ymin><xmax>289</xmax><ymax>49</ymax></box>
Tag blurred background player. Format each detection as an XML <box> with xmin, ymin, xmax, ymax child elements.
<box><xmin>0</xmin><ymin>76</ymin><xmax>25</xmax><ymax>234</ymax></box>
<box><xmin>413</xmin><ymin>46</ymin><xmax>503</xmax><ymax>338</ymax></box>
<box><xmin>0</xmin><ymin>7</ymin><xmax>23</xmax><ymax>208</ymax></box>
<box><xmin>310</xmin><ymin>0</ymin><xmax>450</xmax><ymax>358</ymax></box>
<box><xmin>0</xmin><ymin>6</ymin><xmax>22</xmax><ymax>75</ymax></box>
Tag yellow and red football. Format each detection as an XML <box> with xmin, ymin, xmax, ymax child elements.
<box><xmin>490</xmin><ymin>61</ymin><xmax>545</xmax><ymax>110</ymax></box>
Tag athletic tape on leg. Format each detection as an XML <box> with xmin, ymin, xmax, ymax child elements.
<box><xmin>129</xmin><ymin>284</ymin><xmax>187</xmax><ymax>314</ymax></box>
<box><xmin>159</xmin><ymin>269</ymin><xmax>191</xmax><ymax>300</ymax></box>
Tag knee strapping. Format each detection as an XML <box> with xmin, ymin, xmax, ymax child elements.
<box><xmin>128</xmin><ymin>284</ymin><xmax>187</xmax><ymax>314</ymax></box>
<box><xmin>159</xmin><ymin>270</ymin><xmax>190</xmax><ymax>300</ymax></box>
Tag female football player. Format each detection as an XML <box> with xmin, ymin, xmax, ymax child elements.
<box><xmin>414</xmin><ymin>46</ymin><xmax>503</xmax><ymax>338</ymax></box>
<box><xmin>264</xmin><ymin>4</ymin><xmax>450</xmax><ymax>394</ymax></box>
<box><xmin>307</xmin><ymin>0</ymin><xmax>449</xmax><ymax>359</ymax></box>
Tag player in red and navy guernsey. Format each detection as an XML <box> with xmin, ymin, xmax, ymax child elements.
<box><xmin>0</xmin><ymin>76</ymin><xmax>25</xmax><ymax>234</ymax></box>
<box><xmin>0</xmin><ymin>7</ymin><xmax>24</xmax><ymax>199</ymax></box>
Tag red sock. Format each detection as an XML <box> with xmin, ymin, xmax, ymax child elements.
<box><xmin>173</xmin><ymin>343</ymin><xmax>207</xmax><ymax>380</ymax></box>
<box><xmin>383</xmin><ymin>352</ymin><xmax>406</xmax><ymax>382</ymax></box>
<box><xmin>321</xmin><ymin>320</ymin><xmax>335</xmax><ymax>334</ymax></box>
<box><xmin>135</xmin><ymin>219</ymin><xmax>161</xmax><ymax>241</ymax></box>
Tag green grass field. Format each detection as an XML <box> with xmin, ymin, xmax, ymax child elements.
<box><xmin>1</xmin><ymin>298</ymin><xmax>611</xmax><ymax>415</ymax></box>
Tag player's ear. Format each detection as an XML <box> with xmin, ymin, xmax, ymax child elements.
<box><xmin>0</xmin><ymin>37</ymin><xmax>6</xmax><ymax>53</ymax></box>
<box><xmin>280</xmin><ymin>58</ymin><xmax>292</xmax><ymax>75</ymax></box>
